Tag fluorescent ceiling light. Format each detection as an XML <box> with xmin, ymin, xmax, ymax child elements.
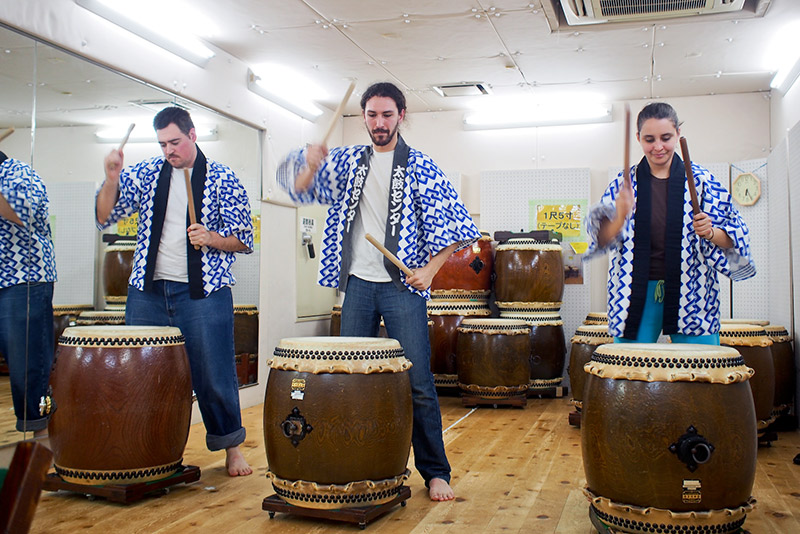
<box><xmin>75</xmin><ymin>0</ymin><xmax>216</xmax><ymax>68</ymax></box>
<box><xmin>766</xmin><ymin>20</ymin><xmax>800</xmax><ymax>94</ymax></box>
<box><xmin>247</xmin><ymin>67</ymin><xmax>324</xmax><ymax>122</ymax></box>
<box><xmin>463</xmin><ymin>96</ymin><xmax>611</xmax><ymax>130</ymax></box>
<box><xmin>96</xmin><ymin>124</ymin><xmax>218</xmax><ymax>143</ymax></box>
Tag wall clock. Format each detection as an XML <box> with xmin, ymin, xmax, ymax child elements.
<box><xmin>731</xmin><ymin>173</ymin><xmax>761</xmax><ymax>206</ymax></box>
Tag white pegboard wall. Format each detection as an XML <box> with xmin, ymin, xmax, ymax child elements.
<box><xmin>766</xmin><ymin>143</ymin><xmax>793</xmax><ymax>330</ymax></box>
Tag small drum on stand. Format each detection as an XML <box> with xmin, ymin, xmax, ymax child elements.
<box><xmin>494</xmin><ymin>239</ymin><xmax>564</xmax><ymax>306</ymax></box>
<box><xmin>75</xmin><ymin>310</ymin><xmax>125</xmax><ymax>326</ymax></box>
<box><xmin>567</xmin><ymin>324</ymin><xmax>613</xmax><ymax>426</ymax></box>
<box><xmin>456</xmin><ymin>318</ymin><xmax>531</xmax><ymax>407</ymax></box>
<box><xmin>102</xmin><ymin>242</ymin><xmax>136</xmax><ymax>310</ymax></box>
<box><xmin>329</xmin><ymin>305</ymin><xmax>342</xmax><ymax>337</ymax></box>
<box><xmin>427</xmin><ymin>300</ymin><xmax>491</xmax><ymax>390</ymax></box>
<box><xmin>765</xmin><ymin>325</ymin><xmax>795</xmax><ymax>422</ymax></box>
<box><xmin>497</xmin><ymin>302</ymin><xmax>566</xmax><ymax>393</ymax></box>
<box><xmin>431</xmin><ymin>235</ymin><xmax>494</xmax><ymax>300</ymax></box>
<box><xmin>48</xmin><ymin>326</ymin><xmax>193</xmax><ymax>485</ymax></box>
<box><xmin>582</xmin><ymin>343</ymin><xmax>757</xmax><ymax>534</ymax></box>
<box><xmin>582</xmin><ymin>312</ymin><xmax>608</xmax><ymax>326</ymax></box>
<box><xmin>264</xmin><ymin>337</ymin><xmax>412</xmax><ymax>510</ymax></box>
<box><xmin>719</xmin><ymin>324</ymin><xmax>775</xmax><ymax>435</ymax></box>
<box><xmin>234</xmin><ymin>305</ymin><xmax>258</xmax><ymax>386</ymax></box>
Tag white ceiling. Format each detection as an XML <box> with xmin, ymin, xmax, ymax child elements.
<box><xmin>0</xmin><ymin>0</ymin><xmax>798</xmax><ymax>128</ymax></box>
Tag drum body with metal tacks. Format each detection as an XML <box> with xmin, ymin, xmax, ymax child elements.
<box><xmin>582</xmin><ymin>312</ymin><xmax>608</xmax><ymax>326</ymax></box>
<box><xmin>431</xmin><ymin>235</ymin><xmax>493</xmax><ymax>297</ymax></box>
<box><xmin>427</xmin><ymin>300</ymin><xmax>491</xmax><ymax>388</ymax></box>
<box><xmin>456</xmin><ymin>318</ymin><xmax>531</xmax><ymax>399</ymax></box>
<box><xmin>498</xmin><ymin>302</ymin><xmax>566</xmax><ymax>389</ymax></box>
<box><xmin>264</xmin><ymin>337</ymin><xmax>413</xmax><ymax>509</ymax></box>
<box><xmin>719</xmin><ymin>324</ymin><xmax>775</xmax><ymax>431</ymax></box>
<box><xmin>101</xmin><ymin>242</ymin><xmax>136</xmax><ymax>310</ymax></box>
<box><xmin>765</xmin><ymin>325</ymin><xmax>795</xmax><ymax>416</ymax></box>
<box><xmin>568</xmin><ymin>324</ymin><xmax>613</xmax><ymax>411</ymax></box>
<box><xmin>48</xmin><ymin>326</ymin><xmax>192</xmax><ymax>485</ymax></box>
<box><xmin>582</xmin><ymin>343</ymin><xmax>757</xmax><ymax>534</ymax></box>
<box><xmin>494</xmin><ymin>239</ymin><xmax>564</xmax><ymax>305</ymax></box>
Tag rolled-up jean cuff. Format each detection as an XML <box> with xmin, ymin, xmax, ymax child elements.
<box><xmin>206</xmin><ymin>426</ymin><xmax>246</xmax><ymax>451</ymax></box>
<box><xmin>17</xmin><ymin>416</ymin><xmax>49</xmax><ymax>433</ymax></box>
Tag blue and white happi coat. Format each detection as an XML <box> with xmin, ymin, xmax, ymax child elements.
<box><xmin>277</xmin><ymin>143</ymin><xmax>480</xmax><ymax>298</ymax></box>
<box><xmin>96</xmin><ymin>155</ymin><xmax>253</xmax><ymax>297</ymax></box>
<box><xmin>0</xmin><ymin>158</ymin><xmax>57</xmax><ymax>288</ymax></box>
<box><xmin>585</xmin><ymin>162</ymin><xmax>755</xmax><ymax>337</ymax></box>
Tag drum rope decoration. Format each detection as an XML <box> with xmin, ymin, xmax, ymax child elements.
<box><xmin>49</xmin><ymin>326</ymin><xmax>192</xmax><ymax>485</ymax></box>
<box><xmin>568</xmin><ymin>324</ymin><xmax>613</xmax><ymax>410</ymax></box>
<box><xmin>582</xmin><ymin>343</ymin><xmax>757</xmax><ymax>534</ymax></box>
<box><xmin>265</xmin><ymin>337</ymin><xmax>413</xmax><ymax>509</ymax></box>
<box><xmin>494</xmin><ymin>239</ymin><xmax>564</xmax><ymax>306</ymax></box>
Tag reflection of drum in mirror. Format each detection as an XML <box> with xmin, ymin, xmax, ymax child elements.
<box><xmin>497</xmin><ymin>302</ymin><xmax>566</xmax><ymax>390</ymax></box>
<box><xmin>102</xmin><ymin>242</ymin><xmax>136</xmax><ymax>310</ymax></box>
<box><xmin>582</xmin><ymin>312</ymin><xmax>608</xmax><ymax>325</ymax></box>
<box><xmin>48</xmin><ymin>326</ymin><xmax>192</xmax><ymax>485</ymax></box>
<box><xmin>765</xmin><ymin>325</ymin><xmax>795</xmax><ymax>418</ymax></box>
<box><xmin>456</xmin><ymin>318</ymin><xmax>531</xmax><ymax>402</ymax></box>
<box><xmin>582</xmin><ymin>343</ymin><xmax>757</xmax><ymax>534</ymax></box>
<box><xmin>567</xmin><ymin>325</ymin><xmax>613</xmax><ymax>411</ymax></box>
<box><xmin>431</xmin><ymin>235</ymin><xmax>493</xmax><ymax>299</ymax></box>
<box><xmin>329</xmin><ymin>305</ymin><xmax>342</xmax><ymax>336</ymax></box>
<box><xmin>719</xmin><ymin>325</ymin><xmax>775</xmax><ymax>432</ymax></box>
<box><xmin>427</xmin><ymin>300</ymin><xmax>491</xmax><ymax>389</ymax></box>
<box><xmin>264</xmin><ymin>337</ymin><xmax>413</xmax><ymax>509</ymax></box>
<box><xmin>233</xmin><ymin>305</ymin><xmax>259</xmax><ymax>355</ymax></box>
<box><xmin>53</xmin><ymin>305</ymin><xmax>94</xmax><ymax>351</ymax></box>
<box><xmin>494</xmin><ymin>239</ymin><xmax>564</xmax><ymax>305</ymax></box>
<box><xmin>75</xmin><ymin>310</ymin><xmax>125</xmax><ymax>326</ymax></box>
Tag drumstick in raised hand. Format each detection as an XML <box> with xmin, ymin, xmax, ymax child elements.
<box><xmin>118</xmin><ymin>123</ymin><xmax>135</xmax><ymax>151</ymax></box>
<box><xmin>184</xmin><ymin>168</ymin><xmax>200</xmax><ymax>250</ymax></box>
<box><xmin>365</xmin><ymin>233</ymin><xmax>414</xmax><ymax>277</ymax></box>
<box><xmin>0</xmin><ymin>126</ymin><xmax>15</xmax><ymax>143</ymax></box>
<box><xmin>622</xmin><ymin>104</ymin><xmax>631</xmax><ymax>188</ymax></box>
<box><xmin>679</xmin><ymin>137</ymin><xmax>701</xmax><ymax>215</ymax></box>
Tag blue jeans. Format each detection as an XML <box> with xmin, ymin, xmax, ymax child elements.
<box><xmin>615</xmin><ymin>280</ymin><xmax>720</xmax><ymax>345</ymax></box>
<box><xmin>0</xmin><ymin>282</ymin><xmax>54</xmax><ymax>432</ymax></box>
<box><xmin>341</xmin><ymin>276</ymin><xmax>451</xmax><ymax>485</ymax></box>
<box><xmin>126</xmin><ymin>281</ymin><xmax>245</xmax><ymax>450</ymax></box>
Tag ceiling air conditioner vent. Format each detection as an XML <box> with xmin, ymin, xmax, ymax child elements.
<box><xmin>432</xmin><ymin>82</ymin><xmax>492</xmax><ymax>97</ymax></box>
<box><xmin>559</xmin><ymin>0</ymin><xmax>745</xmax><ymax>25</ymax></box>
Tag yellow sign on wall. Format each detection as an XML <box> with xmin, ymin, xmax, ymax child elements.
<box><xmin>116</xmin><ymin>213</ymin><xmax>139</xmax><ymax>237</ymax></box>
<box><xmin>535</xmin><ymin>204</ymin><xmax>582</xmax><ymax>237</ymax></box>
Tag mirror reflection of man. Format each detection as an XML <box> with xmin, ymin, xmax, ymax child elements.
<box><xmin>96</xmin><ymin>107</ymin><xmax>254</xmax><ymax>476</ymax></box>
<box><xmin>0</xmin><ymin>149</ymin><xmax>57</xmax><ymax>438</ymax></box>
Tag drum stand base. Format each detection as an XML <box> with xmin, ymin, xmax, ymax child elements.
<box><xmin>527</xmin><ymin>385</ymin><xmax>568</xmax><ymax>399</ymax></box>
<box><xmin>262</xmin><ymin>485</ymin><xmax>411</xmax><ymax>530</ymax></box>
<box><xmin>461</xmin><ymin>393</ymin><xmax>527</xmax><ymax>408</ymax></box>
<box><xmin>568</xmin><ymin>410</ymin><xmax>582</xmax><ymax>428</ymax></box>
<box><xmin>42</xmin><ymin>464</ymin><xmax>201</xmax><ymax>504</ymax></box>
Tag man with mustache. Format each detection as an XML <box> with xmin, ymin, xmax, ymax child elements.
<box><xmin>95</xmin><ymin>106</ymin><xmax>254</xmax><ymax>477</ymax></box>
<box><xmin>278</xmin><ymin>81</ymin><xmax>480</xmax><ymax>501</ymax></box>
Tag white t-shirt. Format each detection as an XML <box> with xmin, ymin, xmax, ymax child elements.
<box><xmin>153</xmin><ymin>167</ymin><xmax>189</xmax><ymax>282</ymax></box>
<box><xmin>348</xmin><ymin>149</ymin><xmax>394</xmax><ymax>282</ymax></box>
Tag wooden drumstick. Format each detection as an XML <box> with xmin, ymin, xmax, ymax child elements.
<box><xmin>0</xmin><ymin>126</ymin><xmax>14</xmax><ymax>143</ymax></box>
<box><xmin>183</xmin><ymin>168</ymin><xmax>200</xmax><ymax>250</ymax></box>
<box><xmin>118</xmin><ymin>123</ymin><xmax>135</xmax><ymax>151</ymax></box>
<box><xmin>679</xmin><ymin>137</ymin><xmax>701</xmax><ymax>215</ymax></box>
<box><xmin>365</xmin><ymin>233</ymin><xmax>414</xmax><ymax>277</ymax></box>
<box><xmin>321</xmin><ymin>79</ymin><xmax>356</xmax><ymax>146</ymax></box>
<box><xmin>622</xmin><ymin>103</ymin><xmax>631</xmax><ymax>188</ymax></box>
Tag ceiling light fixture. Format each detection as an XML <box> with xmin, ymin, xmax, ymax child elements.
<box><xmin>75</xmin><ymin>0</ymin><xmax>215</xmax><ymax>68</ymax></box>
<box><xmin>463</xmin><ymin>96</ymin><xmax>611</xmax><ymax>130</ymax></box>
<box><xmin>95</xmin><ymin>124</ymin><xmax>218</xmax><ymax>143</ymax></box>
<box><xmin>766</xmin><ymin>20</ymin><xmax>800</xmax><ymax>94</ymax></box>
<box><xmin>247</xmin><ymin>67</ymin><xmax>324</xmax><ymax>122</ymax></box>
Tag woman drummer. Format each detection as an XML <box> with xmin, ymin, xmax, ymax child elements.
<box><xmin>584</xmin><ymin>102</ymin><xmax>755</xmax><ymax>344</ymax></box>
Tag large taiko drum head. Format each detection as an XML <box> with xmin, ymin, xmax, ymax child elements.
<box><xmin>264</xmin><ymin>337</ymin><xmax>413</xmax><ymax>509</ymax></box>
<box><xmin>102</xmin><ymin>242</ymin><xmax>136</xmax><ymax>310</ymax></box>
<box><xmin>765</xmin><ymin>325</ymin><xmax>795</xmax><ymax>414</ymax></box>
<box><xmin>431</xmin><ymin>235</ymin><xmax>494</xmax><ymax>296</ymax></box>
<box><xmin>48</xmin><ymin>326</ymin><xmax>192</xmax><ymax>485</ymax></box>
<box><xmin>494</xmin><ymin>239</ymin><xmax>564</xmax><ymax>305</ymax></box>
<box><xmin>719</xmin><ymin>324</ymin><xmax>775</xmax><ymax>430</ymax></box>
<box><xmin>427</xmin><ymin>300</ymin><xmax>491</xmax><ymax>388</ymax></box>
<box><xmin>582</xmin><ymin>343</ymin><xmax>756</xmax><ymax>534</ymax></box>
<box><xmin>568</xmin><ymin>324</ymin><xmax>612</xmax><ymax>410</ymax></box>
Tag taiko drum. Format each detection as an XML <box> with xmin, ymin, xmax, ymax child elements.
<box><xmin>48</xmin><ymin>326</ymin><xmax>192</xmax><ymax>485</ymax></box>
<box><xmin>582</xmin><ymin>343</ymin><xmax>757</xmax><ymax>534</ymax></box>
<box><xmin>582</xmin><ymin>312</ymin><xmax>608</xmax><ymax>325</ymax></box>
<box><xmin>329</xmin><ymin>305</ymin><xmax>342</xmax><ymax>336</ymax></box>
<box><xmin>52</xmin><ymin>304</ymin><xmax>94</xmax><ymax>351</ymax></box>
<box><xmin>567</xmin><ymin>324</ymin><xmax>612</xmax><ymax>411</ymax></box>
<box><xmin>101</xmin><ymin>242</ymin><xmax>136</xmax><ymax>310</ymax></box>
<box><xmin>264</xmin><ymin>337</ymin><xmax>413</xmax><ymax>509</ymax></box>
<box><xmin>427</xmin><ymin>300</ymin><xmax>491</xmax><ymax>388</ymax></box>
<box><xmin>765</xmin><ymin>325</ymin><xmax>795</xmax><ymax>415</ymax></box>
<box><xmin>719</xmin><ymin>324</ymin><xmax>775</xmax><ymax>431</ymax></box>
<box><xmin>233</xmin><ymin>305</ymin><xmax>259</xmax><ymax>355</ymax></box>
<box><xmin>431</xmin><ymin>235</ymin><xmax>494</xmax><ymax>296</ymax></box>
<box><xmin>75</xmin><ymin>310</ymin><xmax>126</xmax><ymax>326</ymax></box>
<box><xmin>494</xmin><ymin>239</ymin><xmax>564</xmax><ymax>305</ymax></box>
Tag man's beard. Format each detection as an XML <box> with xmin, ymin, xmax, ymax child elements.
<box><xmin>368</xmin><ymin>123</ymin><xmax>399</xmax><ymax>147</ymax></box>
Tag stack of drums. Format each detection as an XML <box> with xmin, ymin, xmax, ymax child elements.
<box><xmin>48</xmin><ymin>326</ymin><xmax>192</xmax><ymax>485</ymax></box>
<box><xmin>582</xmin><ymin>312</ymin><xmax>608</xmax><ymax>326</ymax></box>
<box><xmin>456</xmin><ymin>318</ymin><xmax>531</xmax><ymax>405</ymax></box>
<box><xmin>234</xmin><ymin>305</ymin><xmax>259</xmax><ymax>387</ymax></box>
<box><xmin>76</xmin><ymin>310</ymin><xmax>125</xmax><ymax>326</ymax></box>
<box><xmin>719</xmin><ymin>324</ymin><xmax>775</xmax><ymax>435</ymax></box>
<box><xmin>494</xmin><ymin>239</ymin><xmax>565</xmax><ymax>392</ymax></box>
<box><xmin>264</xmin><ymin>337</ymin><xmax>412</xmax><ymax>509</ymax></box>
<box><xmin>428</xmin><ymin>300</ymin><xmax>491</xmax><ymax>389</ymax></box>
<box><xmin>329</xmin><ymin>305</ymin><xmax>342</xmax><ymax>336</ymax></box>
<box><xmin>765</xmin><ymin>325</ymin><xmax>795</xmax><ymax>421</ymax></box>
<box><xmin>101</xmin><ymin>241</ymin><xmax>136</xmax><ymax>310</ymax></box>
<box><xmin>582</xmin><ymin>343</ymin><xmax>757</xmax><ymax>533</ymax></box>
<box><xmin>567</xmin><ymin>324</ymin><xmax>613</xmax><ymax>414</ymax></box>
<box><xmin>497</xmin><ymin>302</ymin><xmax>566</xmax><ymax>391</ymax></box>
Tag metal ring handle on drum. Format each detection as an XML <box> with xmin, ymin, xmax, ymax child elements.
<box><xmin>280</xmin><ymin>406</ymin><xmax>314</xmax><ymax>447</ymax></box>
<box><xmin>668</xmin><ymin>425</ymin><xmax>715</xmax><ymax>472</ymax></box>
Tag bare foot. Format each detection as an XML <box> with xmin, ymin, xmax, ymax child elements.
<box><xmin>428</xmin><ymin>477</ymin><xmax>454</xmax><ymax>501</ymax></box>
<box><xmin>225</xmin><ymin>445</ymin><xmax>253</xmax><ymax>477</ymax></box>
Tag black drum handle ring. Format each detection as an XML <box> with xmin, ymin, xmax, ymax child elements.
<box><xmin>281</xmin><ymin>406</ymin><xmax>313</xmax><ymax>447</ymax></box>
<box><xmin>669</xmin><ymin>425</ymin><xmax>715</xmax><ymax>472</ymax></box>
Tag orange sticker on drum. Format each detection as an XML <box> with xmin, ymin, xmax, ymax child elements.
<box><xmin>682</xmin><ymin>479</ymin><xmax>702</xmax><ymax>504</ymax></box>
<box><xmin>291</xmin><ymin>378</ymin><xmax>306</xmax><ymax>400</ymax></box>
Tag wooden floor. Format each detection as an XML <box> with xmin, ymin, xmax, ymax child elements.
<box><xmin>13</xmin><ymin>393</ymin><xmax>800</xmax><ymax>533</ymax></box>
